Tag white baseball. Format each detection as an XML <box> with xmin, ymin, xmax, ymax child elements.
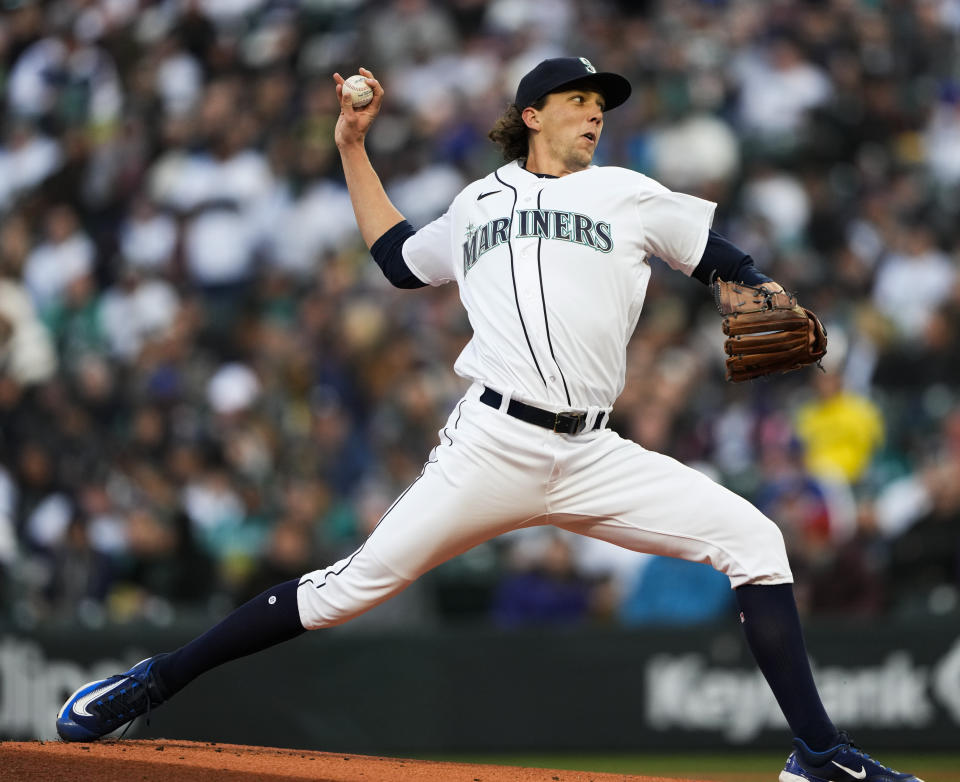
<box><xmin>343</xmin><ymin>74</ymin><xmax>374</xmax><ymax>108</ymax></box>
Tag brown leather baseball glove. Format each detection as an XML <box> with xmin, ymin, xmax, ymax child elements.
<box><xmin>712</xmin><ymin>280</ymin><xmax>828</xmax><ymax>382</ymax></box>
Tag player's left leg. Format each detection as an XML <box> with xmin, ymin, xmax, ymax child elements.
<box><xmin>57</xmin><ymin>383</ymin><xmax>556</xmax><ymax>741</ymax></box>
<box><xmin>549</xmin><ymin>430</ymin><xmax>922</xmax><ymax>782</ymax></box>
<box><xmin>54</xmin><ymin>578</ymin><xmax>304</xmax><ymax>741</ymax></box>
<box><xmin>54</xmin><ymin>578</ymin><xmax>306</xmax><ymax>741</ymax></box>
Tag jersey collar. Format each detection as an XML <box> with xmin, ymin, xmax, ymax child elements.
<box><xmin>495</xmin><ymin>160</ymin><xmax>538</xmax><ymax>188</ymax></box>
<box><xmin>522</xmin><ymin>164</ymin><xmax>558</xmax><ymax>179</ymax></box>
<box><xmin>497</xmin><ymin>159</ymin><xmax>593</xmax><ymax>187</ymax></box>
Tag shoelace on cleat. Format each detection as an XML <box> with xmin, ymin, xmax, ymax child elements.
<box><xmin>837</xmin><ymin>733</ymin><xmax>898</xmax><ymax>776</ymax></box>
<box><xmin>89</xmin><ymin>670</ymin><xmax>157</xmax><ymax>737</ymax></box>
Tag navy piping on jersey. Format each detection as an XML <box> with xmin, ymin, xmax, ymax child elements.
<box><xmin>443</xmin><ymin>397</ymin><xmax>466</xmax><ymax>446</ymax></box>
<box><xmin>536</xmin><ymin>189</ymin><xmax>572</xmax><ymax>405</ymax></box>
<box><xmin>495</xmin><ymin>169</ymin><xmax>548</xmax><ymax>390</ymax></box>
<box><xmin>304</xmin><ymin>398</ymin><xmax>467</xmax><ymax>592</ymax></box>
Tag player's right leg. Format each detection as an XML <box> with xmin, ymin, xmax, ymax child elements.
<box><xmin>57</xmin><ymin>385</ymin><xmax>551</xmax><ymax>741</ymax></box>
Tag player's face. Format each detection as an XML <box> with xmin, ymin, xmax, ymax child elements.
<box><xmin>535</xmin><ymin>89</ymin><xmax>605</xmax><ymax>172</ymax></box>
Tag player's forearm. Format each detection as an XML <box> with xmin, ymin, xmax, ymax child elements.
<box><xmin>692</xmin><ymin>230</ymin><xmax>772</xmax><ymax>287</ymax></box>
<box><xmin>338</xmin><ymin>143</ymin><xmax>406</xmax><ymax>249</ymax></box>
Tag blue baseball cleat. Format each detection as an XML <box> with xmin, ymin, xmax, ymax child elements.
<box><xmin>780</xmin><ymin>732</ymin><xmax>924</xmax><ymax>782</ymax></box>
<box><xmin>56</xmin><ymin>654</ymin><xmax>170</xmax><ymax>741</ymax></box>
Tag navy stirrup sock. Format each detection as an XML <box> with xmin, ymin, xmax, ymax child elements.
<box><xmin>735</xmin><ymin>583</ymin><xmax>839</xmax><ymax>752</ymax></box>
<box><xmin>153</xmin><ymin>579</ymin><xmax>306</xmax><ymax>696</ymax></box>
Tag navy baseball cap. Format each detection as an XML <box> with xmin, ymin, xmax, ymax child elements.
<box><xmin>515</xmin><ymin>57</ymin><xmax>631</xmax><ymax>111</ymax></box>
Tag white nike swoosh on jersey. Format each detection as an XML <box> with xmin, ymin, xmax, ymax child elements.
<box><xmin>831</xmin><ymin>760</ymin><xmax>867</xmax><ymax>779</ymax></box>
<box><xmin>71</xmin><ymin>681</ymin><xmax>123</xmax><ymax>718</ymax></box>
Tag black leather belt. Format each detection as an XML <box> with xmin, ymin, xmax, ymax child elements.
<box><xmin>479</xmin><ymin>387</ymin><xmax>605</xmax><ymax>435</ymax></box>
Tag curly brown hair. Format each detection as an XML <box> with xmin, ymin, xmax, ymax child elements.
<box><xmin>487</xmin><ymin>98</ymin><xmax>547</xmax><ymax>161</ymax></box>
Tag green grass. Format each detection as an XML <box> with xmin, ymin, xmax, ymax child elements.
<box><xmin>420</xmin><ymin>752</ymin><xmax>960</xmax><ymax>782</ymax></box>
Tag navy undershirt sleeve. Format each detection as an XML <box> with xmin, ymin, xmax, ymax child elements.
<box><xmin>691</xmin><ymin>230</ymin><xmax>772</xmax><ymax>286</ymax></box>
<box><xmin>370</xmin><ymin>219</ymin><xmax>426</xmax><ymax>289</ymax></box>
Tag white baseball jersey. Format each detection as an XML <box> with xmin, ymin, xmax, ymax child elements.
<box><xmin>402</xmin><ymin>160</ymin><xmax>716</xmax><ymax>410</ymax></box>
<box><xmin>296</xmin><ymin>161</ymin><xmax>791</xmax><ymax>631</ymax></box>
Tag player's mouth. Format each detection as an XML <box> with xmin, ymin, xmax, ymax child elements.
<box><xmin>581</xmin><ymin>132</ymin><xmax>597</xmax><ymax>144</ymax></box>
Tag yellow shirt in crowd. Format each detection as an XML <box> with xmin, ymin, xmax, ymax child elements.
<box><xmin>795</xmin><ymin>391</ymin><xmax>885</xmax><ymax>483</ymax></box>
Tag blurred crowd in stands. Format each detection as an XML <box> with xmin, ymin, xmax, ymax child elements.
<box><xmin>0</xmin><ymin>0</ymin><xmax>958</xmax><ymax>631</ymax></box>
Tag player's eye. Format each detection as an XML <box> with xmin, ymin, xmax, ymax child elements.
<box><xmin>573</xmin><ymin>94</ymin><xmax>604</xmax><ymax>111</ymax></box>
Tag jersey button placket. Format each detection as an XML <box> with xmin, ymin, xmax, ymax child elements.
<box><xmin>519</xmin><ymin>241</ymin><xmax>536</xmax><ymax>304</ymax></box>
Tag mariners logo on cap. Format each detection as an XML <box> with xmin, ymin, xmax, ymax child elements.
<box><xmin>579</xmin><ymin>57</ymin><xmax>597</xmax><ymax>74</ymax></box>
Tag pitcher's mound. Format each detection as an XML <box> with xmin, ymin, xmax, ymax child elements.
<box><xmin>0</xmin><ymin>740</ymin><xmax>708</xmax><ymax>782</ymax></box>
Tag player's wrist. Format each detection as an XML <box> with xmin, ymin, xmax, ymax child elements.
<box><xmin>336</xmin><ymin>134</ymin><xmax>367</xmax><ymax>153</ymax></box>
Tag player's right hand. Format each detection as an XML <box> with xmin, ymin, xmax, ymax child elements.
<box><xmin>333</xmin><ymin>67</ymin><xmax>384</xmax><ymax>149</ymax></box>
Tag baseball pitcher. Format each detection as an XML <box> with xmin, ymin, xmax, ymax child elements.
<box><xmin>57</xmin><ymin>58</ymin><xmax>918</xmax><ymax>782</ymax></box>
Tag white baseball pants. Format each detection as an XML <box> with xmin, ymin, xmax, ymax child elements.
<box><xmin>296</xmin><ymin>383</ymin><xmax>792</xmax><ymax>629</ymax></box>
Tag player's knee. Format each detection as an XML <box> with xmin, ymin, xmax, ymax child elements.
<box><xmin>295</xmin><ymin>558</ymin><xmax>412</xmax><ymax>630</ymax></box>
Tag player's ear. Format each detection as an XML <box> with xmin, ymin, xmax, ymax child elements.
<box><xmin>521</xmin><ymin>106</ymin><xmax>541</xmax><ymax>132</ymax></box>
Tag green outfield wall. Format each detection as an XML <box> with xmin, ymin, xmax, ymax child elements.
<box><xmin>3</xmin><ymin>618</ymin><xmax>958</xmax><ymax>751</ymax></box>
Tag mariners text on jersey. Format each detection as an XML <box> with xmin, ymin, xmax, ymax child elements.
<box><xmin>463</xmin><ymin>218</ymin><xmax>509</xmax><ymax>273</ymax></box>
<box><xmin>516</xmin><ymin>209</ymin><xmax>612</xmax><ymax>252</ymax></box>
<box><xmin>463</xmin><ymin>209</ymin><xmax>613</xmax><ymax>274</ymax></box>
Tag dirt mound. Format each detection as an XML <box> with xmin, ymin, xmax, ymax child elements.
<box><xmin>0</xmin><ymin>740</ymin><xmax>707</xmax><ymax>782</ymax></box>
